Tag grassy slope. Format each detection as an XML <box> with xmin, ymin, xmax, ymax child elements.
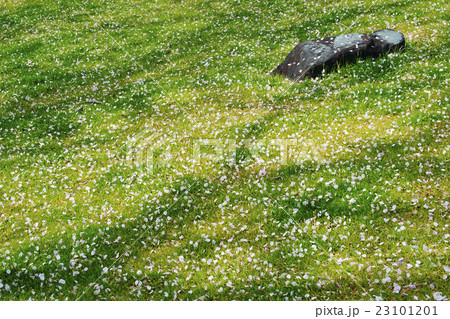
<box><xmin>0</xmin><ymin>0</ymin><xmax>449</xmax><ymax>300</ymax></box>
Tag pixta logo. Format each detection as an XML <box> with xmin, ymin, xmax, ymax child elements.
<box><xmin>126</xmin><ymin>130</ymin><xmax>324</xmax><ymax>175</ymax></box>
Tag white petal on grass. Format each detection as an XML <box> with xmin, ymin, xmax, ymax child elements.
<box><xmin>433</xmin><ymin>292</ymin><xmax>447</xmax><ymax>301</ymax></box>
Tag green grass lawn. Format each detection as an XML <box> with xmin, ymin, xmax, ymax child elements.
<box><xmin>0</xmin><ymin>0</ymin><xmax>449</xmax><ymax>300</ymax></box>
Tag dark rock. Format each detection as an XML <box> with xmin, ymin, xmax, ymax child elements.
<box><xmin>272</xmin><ymin>29</ymin><xmax>405</xmax><ymax>81</ymax></box>
<box><xmin>367</xmin><ymin>29</ymin><xmax>405</xmax><ymax>56</ymax></box>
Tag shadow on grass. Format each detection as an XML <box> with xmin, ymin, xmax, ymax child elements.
<box><xmin>0</xmin><ymin>121</ymin><xmax>446</xmax><ymax>300</ymax></box>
